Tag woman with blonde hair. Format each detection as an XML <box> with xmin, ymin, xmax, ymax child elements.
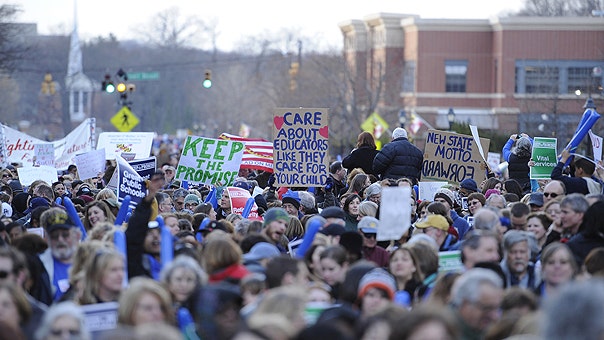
<box><xmin>357</xmin><ymin>201</ymin><xmax>378</xmax><ymax>220</ymax></box>
<box><xmin>0</xmin><ymin>282</ymin><xmax>31</xmax><ymax>335</ymax></box>
<box><xmin>78</xmin><ymin>248</ymin><xmax>125</xmax><ymax>305</ymax></box>
<box><xmin>202</xmin><ymin>236</ymin><xmax>250</xmax><ymax>284</ymax></box>
<box><xmin>245</xmin><ymin>286</ymin><xmax>307</xmax><ymax>340</ymax></box>
<box><xmin>285</xmin><ymin>216</ymin><xmax>304</xmax><ymax>241</ymax></box>
<box><xmin>117</xmin><ymin>277</ymin><xmax>174</xmax><ymax>327</ymax></box>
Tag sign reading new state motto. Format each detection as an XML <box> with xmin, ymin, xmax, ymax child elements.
<box><xmin>422</xmin><ymin>129</ymin><xmax>490</xmax><ymax>185</ymax></box>
<box><xmin>176</xmin><ymin>136</ymin><xmax>244</xmax><ymax>186</ymax></box>
<box><xmin>273</xmin><ymin>108</ymin><xmax>329</xmax><ymax>187</ymax></box>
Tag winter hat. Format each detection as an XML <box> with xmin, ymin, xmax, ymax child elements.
<box><xmin>358</xmin><ymin>268</ymin><xmax>396</xmax><ymax>300</ymax></box>
<box><xmin>281</xmin><ymin>190</ymin><xmax>301</xmax><ymax>210</ymax></box>
<box><xmin>528</xmin><ymin>192</ymin><xmax>544</xmax><ymax>207</ymax></box>
<box><xmin>484</xmin><ymin>189</ymin><xmax>501</xmax><ymax>199</ymax></box>
<box><xmin>320</xmin><ymin>206</ymin><xmax>347</xmax><ymax>220</ymax></box>
<box><xmin>320</xmin><ymin>223</ymin><xmax>347</xmax><ymax>236</ymax></box>
<box><xmin>243</xmin><ymin>242</ymin><xmax>281</xmax><ymax>262</ymax></box>
<box><xmin>460</xmin><ymin>178</ymin><xmax>478</xmax><ymax>193</ymax></box>
<box><xmin>434</xmin><ymin>188</ymin><xmax>454</xmax><ymax>208</ymax></box>
<box><xmin>392</xmin><ymin>127</ymin><xmax>408</xmax><ymax>140</ymax></box>
<box><xmin>184</xmin><ymin>194</ymin><xmax>201</xmax><ymax>205</ymax></box>
<box><xmin>8</xmin><ymin>180</ymin><xmax>23</xmax><ymax>194</ymax></box>
<box><xmin>414</xmin><ymin>214</ymin><xmax>449</xmax><ymax>232</ymax></box>
<box><xmin>262</xmin><ymin>207</ymin><xmax>291</xmax><ymax>227</ymax></box>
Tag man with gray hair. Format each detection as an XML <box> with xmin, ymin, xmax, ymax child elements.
<box><xmin>297</xmin><ymin>191</ymin><xmax>318</xmax><ymax>215</ymax></box>
<box><xmin>545</xmin><ymin>193</ymin><xmax>589</xmax><ymax>247</ymax></box>
<box><xmin>500</xmin><ymin>230</ymin><xmax>539</xmax><ymax>289</ymax></box>
<box><xmin>372</xmin><ymin>127</ymin><xmax>423</xmax><ymax>184</ymax></box>
<box><xmin>450</xmin><ymin>268</ymin><xmax>504</xmax><ymax>339</ymax></box>
<box><xmin>472</xmin><ymin>207</ymin><xmax>504</xmax><ymax>236</ymax></box>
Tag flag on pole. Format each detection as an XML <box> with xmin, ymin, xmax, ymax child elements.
<box><xmin>219</xmin><ymin>133</ymin><xmax>273</xmax><ymax>173</ymax></box>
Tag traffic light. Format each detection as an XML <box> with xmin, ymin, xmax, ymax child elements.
<box><xmin>116</xmin><ymin>82</ymin><xmax>127</xmax><ymax>93</ymax></box>
<box><xmin>203</xmin><ymin>70</ymin><xmax>212</xmax><ymax>88</ymax></box>
<box><xmin>102</xmin><ymin>74</ymin><xmax>115</xmax><ymax>93</ymax></box>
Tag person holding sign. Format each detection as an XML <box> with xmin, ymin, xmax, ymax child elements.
<box><xmin>551</xmin><ymin>150</ymin><xmax>602</xmax><ymax>195</ymax></box>
<box><xmin>373</xmin><ymin>127</ymin><xmax>423</xmax><ymax>185</ymax></box>
<box><xmin>503</xmin><ymin>133</ymin><xmax>533</xmax><ymax>194</ymax></box>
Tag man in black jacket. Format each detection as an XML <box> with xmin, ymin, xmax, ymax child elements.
<box><xmin>373</xmin><ymin>127</ymin><xmax>423</xmax><ymax>184</ymax></box>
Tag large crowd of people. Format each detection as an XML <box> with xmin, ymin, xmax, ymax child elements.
<box><xmin>1</xmin><ymin>129</ymin><xmax>604</xmax><ymax>340</ymax></box>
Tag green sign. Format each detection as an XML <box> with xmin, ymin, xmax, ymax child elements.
<box><xmin>438</xmin><ymin>250</ymin><xmax>463</xmax><ymax>273</ymax></box>
<box><xmin>530</xmin><ymin>137</ymin><xmax>558</xmax><ymax>179</ymax></box>
<box><xmin>128</xmin><ymin>72</ymin><xmax>160</xmax><ymax>81</ymax></box>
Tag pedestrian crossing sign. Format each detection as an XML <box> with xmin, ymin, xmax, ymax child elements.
<box><xmin>111</xmin><ymin>106</ymin><xmax>139</xmax><ymax>132</ymax></box>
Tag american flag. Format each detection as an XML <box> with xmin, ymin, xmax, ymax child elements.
<box><xmin>219</xmin><ymin>133</ymin><xmax>273</xmax><ymax>173</ymax></box>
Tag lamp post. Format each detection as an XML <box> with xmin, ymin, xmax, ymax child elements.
<box><xmin>447</xmin><ymin>107</ymin><xmax>456</xmax><ymax>131</ymax></box>
<box><xmin>399</xmin><ymin>110</ymin><xmax>407</xmax><ymax>128</ymax></box>
<box><xmin>584</xmin><ymin>97</ymin><xmax>596</xmax><ymax>110</ymax></box>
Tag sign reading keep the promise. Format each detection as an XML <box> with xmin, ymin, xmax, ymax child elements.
<box><xmin>273</xmin><ymin>108</ymin><xmax>329</xmax><ymax>187</ymax></box>
<box><xmin>176</xmin><ymin>136</ymin><xmax>244</xmax><ymax>186</ymax></box>
<box><xmin>422</xmin><ymin>129</ymin><xmax>490</xmax><ymax>185</ymax></box>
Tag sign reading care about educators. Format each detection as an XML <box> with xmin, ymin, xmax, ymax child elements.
<box><xmin>273</xmin><ymin>108</ymin><xmax>329</xmax><ymax>187</ymax></box>
<box><xmin>176</xmin><ymin>136</ymin><xmax>244</xmax><ymax>186</ymax></box>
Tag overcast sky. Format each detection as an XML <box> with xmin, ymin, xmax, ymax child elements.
<box><xmin>11</xmin><ymin>0</ymin><xmax>524</xmax><ymax>51</ymax></box>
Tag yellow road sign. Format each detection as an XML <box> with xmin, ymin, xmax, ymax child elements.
<box><xmin>361</xmin><ymin>112</ymin><xmax>389</xmax><ymax>139</ymax></box>
<box><xmin>111</xmin><ymin>106</ymin><xmax>139</xmax><ymax>132</ymax></box>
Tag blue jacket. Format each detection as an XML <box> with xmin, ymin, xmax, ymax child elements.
<box><xmin>373</xmin><ymin>137</ymin><xmax>423</xmax><ymax>183</ymax></box>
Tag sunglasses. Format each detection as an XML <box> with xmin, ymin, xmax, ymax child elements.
<box><xmin>543</xmin><ymin>192</ymin><xmax>559</xmax><ymax>198</ymax></box>
<box><xmin>2</xmin><ymin>174</ymin><xmax>11</xmax><ymax>178</ymax></box>
<box><xmin>362</xmin><ymin>232</ymin><xmax>376</xmax><ymax>239</ymax></box>
<box><xmin>0</xmin><ymin>270</ymin><xmax>11</xmax><ymax>279</ymax></box>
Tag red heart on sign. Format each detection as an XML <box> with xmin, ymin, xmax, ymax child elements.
<box><xmin>274</xmin><ymin>116</ymin><xmax>284</xmax><ymax>130</ymax></box>
<box><xmin>319</xmin><ymin>125</ymin><xmax>329</xmax><ymax>138</ymax></box>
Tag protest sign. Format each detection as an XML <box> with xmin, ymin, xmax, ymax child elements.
<box><xmin>96</xmin><ymin>132</ymin><xmax>154</xmax><ymax>160</ymax></box>
<box><xmin>16</xmin><ymin>166</ymin><xmax>58</xmax><ymax>187</ymax></box>
<box><xmin>81</xmin><ymin>302</ymin><xmax>119</xmax><ymax>339</ymax></box>
<box><xmin>422</xmin><ymin>129</ymin><xmax>490</xmax><ymax>185</ymax></box>
<box><xmin>438</xmin><ymin>251</ymin><xmax>463</xmax><ymax>273</ymax></box>
<box><xmin>176</xmin><ymin>136</ymin><xmax>244</xmax><ymax>186</ymax></box>
<box><xmin>530</xmin><ymin>137</ymin><xmax>558</xmax><ymax>180</ymax></box>
<box><xmin>34</xmin><ymin>143</ymin><xmax>55</xmax><ymax>167</ymax></box>
<box><xmin>225</xmin><ymin>187</ymin><xmax>260</xmax><ymax>220</ymax></box>
<box><xmin>219</xmin><ymin>133</ymin><xmax>274</xmax><ymax>173</ymax></box>
<box><xmin>418</xmin><ymin>181</ymin><xmax>448</xmax><ymax>201</ymax></box>
<box><xmin>128</xmin><ymin>156</ymin><xmax>157</xmax><ymax>181</ymax></box>
<box><xmin>3</xmin><ymin>118</ymin><xmax>95</xmax><ymax>170</ymax></box>
<box><xmin>589</xmin><ymin>130</ymin><xmax>603</xmax><ymax>162</ymax></box>
<box><xmin>116</xmin><ymin>155</ymin><xmax>146</xmax><ymax>209</ymax></box>
<box><xmin>75</xmin><ymin>148</ymin><xmax>106</xmax><ymax>180</ymax></box>
<box><xmin>487</xmin><ymin>152</ymin><xmax>501</xmax><ymax>173</ymax></box>
<box><xmin>273</xmin><ymin>108</ymin><xmax>329</xmax><ymax>187</ymax></box>
<box><xmin>378</xmin><ymin>186</ymin><xmax>411</xmax><ymax>241</ymax></box>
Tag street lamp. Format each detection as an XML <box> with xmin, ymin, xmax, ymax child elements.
<box><xmin>447</xmin><ymin>107</ymin><xmax>456</xmax><ymax>131</ymax></box>
<box><xmin>584</xmin><ymin>97</ymin><xmax>597</xmax><ymax>110</ymax></box>
<box><xmin>398</xmin><ymin>110</ymin><xmax>407</xmax><ymax>128</ymax></box>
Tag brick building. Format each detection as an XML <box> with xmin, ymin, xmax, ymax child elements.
<box><xmin>339</xmin><ymin>14</ymin><xmax>604</xmax><ymax>144</ymax></box>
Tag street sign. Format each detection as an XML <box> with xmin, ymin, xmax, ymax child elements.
<box><xmin>111</xmin><ymin>107</ymin><xmax>139</xmax><ymax>132</ymax></box>
<box><xmin>127</xmin><ymin>72</ymin><xmax>160</xmax><ymax>81</ymax></box>
<box><xmin>361</xmin><ymin>112</ymin><xmax>389</xmax><ymax>139</ymax></box>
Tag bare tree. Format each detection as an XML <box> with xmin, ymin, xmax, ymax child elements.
<box><xmin>133</xmin><ymin>7</ymin><xmax>212</xmax><ymax>49</ymax></box>
<box><xmin>0</xmin><ymin>5</ymin><xmax>30</xmax><ymax>73</ymax></box>
<box><xmin>516</xmin><ymin>0</ymin><xmax>598</xmax><ymax>16</ymax></box>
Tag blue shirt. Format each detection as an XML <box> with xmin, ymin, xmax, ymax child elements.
<box><xmin>52</xmin><ymin>258</ymin><xmax>71</xmax><ymax>301</ymax></box>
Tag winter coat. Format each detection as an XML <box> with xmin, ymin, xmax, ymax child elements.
<box><xmin>372</xmin><ymin>137</ymin><xmax>423</xmax><ymax>183</ymax></box>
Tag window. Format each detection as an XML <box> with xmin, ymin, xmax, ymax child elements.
<box><xmin>525</xmin><ymin>66</ymin><xmax>559</xmax><ymax>94</ymax></box>
<box><xmin>515</xmin><ymin>60</ymin><xmax>602</xmax><ymax>95</ymax></box>
<box><xmin>445</xmin><ymin>60</ymin><xmax>467</xmax><ymax>93</ymax></box>
<box><xmin>568</xmin><ymin>67</ymin><xmax>602</xmax><ymax>94</ymax></box>
<box><xmin>402</xmin><ymin>61</ymin><xmax>416</xmax><ymax>92</ymax></box>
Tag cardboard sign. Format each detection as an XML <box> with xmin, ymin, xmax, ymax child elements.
<box><xmin>530</xmin><ymin>137</ymin><xmax>558</xmax><ymax>180</ymax></box>
<box><xmin>273</xmin><ymin>108</ymin><xmax>329</xmax><ymax>187</ymax></box>
<box><xmin>16</xmin><ymin>166</ymin><xmax>58</xmax><ymax>187</ymax></box>
<box><xmin>176</xmin><ymin>136</ymin><xmax>244</xmax><ymax>186</ymax></box>
<box><xmin>3</xmin><ymin>118</ymin><xmax>95</xmax><ymax>170</ymax></box>
<box><xmin>96</xmin><ymin>132</ymin><xmax>154</xmax><ymax>160</ymax></box>
<box><xmin>378</xmin><ymin>186</ymin><xmax>411</xmax><ymax>241</ymax></box>
<box><xmin>225</xmin><ymin>186</ymin><xmax>260</xmax><ymax>219</ymax></box>
<box><xmin>34</xmin><ymin>143</ymin><xmax>55</xmax><ymax>167</ymax></box>
<box><xmin>422</xmin><ymin>129</ymin><xmax>490</xmax><ymax>185</ymax></box>
<box><xmin>81</xmin><ymin>302</ymin><xmax>119</xmax><ymax>338</ymax></box>
<box><xmin>418</xmin><ymin>181</ymin><xmax>448</xmax><ymax>201</ymax></box>
<box><xmin>116</xmin><ymin>155</ymin><xmax>146</xmax><ymax>209</ymax></box>
<box><xmin>75</xmin><ymin>148</ymin><xmax>107</xmax><ymax>180</ymax></box>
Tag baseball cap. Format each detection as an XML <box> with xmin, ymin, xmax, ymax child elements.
<box><xmin>358</xmin><ymin>216</ymin><xmax>379</xmax><ymax>234</ymax></box>
<box><xmin>25</xmin><ymin>197</ymin><xmax>51</xmax><ymax>214</ymax></box>
<box><xmin>460</xmin><ymin>178</ymin><xmax>478</xmax><ymax>192</ymax></box>
<box><xmin>414</xmin><ymin>214</ymin><xmax>449</xmax><ymax>232</ymax></box>
<box><xmin>528</xmin><ymin>192</ymin><xmax>544</xmax><ymax>207</ymax></box>
<box><xmin>44</xmin><ymin>209</ymin><xmax>77</xmax><ymax>233</ymax></box>
<box><xmin>243</xmin><ymin>242</ymin><xmax>281</xmax><ymax>262</ymax></box>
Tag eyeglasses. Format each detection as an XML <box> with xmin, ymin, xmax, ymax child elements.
<box><xmin>0</xmin><ymin>270</ymin><xmax>11</xmax><ymax>279</ymax></box>
<box><xmin>543</xmin><ymin>192</ymin><xmax>559</xmax><ymax>198</ymax></box>
<box><xmin>49</xmin><ymin>328</ymin><xmax>81</xmax><ymax>337</ymax></box>
<box><xmin>362</xmin><ymin>232</ymin><xmax>376</xmax><ymax>239</ymax></box>
<box><xmin>49</xmin><ymin>230</ymin><xmax>72</xmax><ymax>241</ymax></box>
<box><xmin>468</xmin><ymin>200</ymin><xmax>481</xmax><ymax>206</ymax></box>
<box><xmin>1</xmin><ymin>174</ymin><xmax>11</xmax><ymax>178</ymax></box>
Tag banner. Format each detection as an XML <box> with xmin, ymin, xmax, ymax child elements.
<box><xmin>422</xmin><ymin>129</ymin><xmax>490</xmax><ymax>185</ymax></box>
<box><xmin>273</xmin><ymin>108</ymin><xmax>329</xmax><ymax>187</ymax></box>
<box><xmin>176</xmin><ymin>136</ymin><xmax>244</xmax><ymax>186</ymax></box>
<box><xmin>3</xmin><ymin>118</ymin><xmax>95</xmax><ymax>170</ymax></box>
<box><xmin>378</xmin><ymin>186</ymin><xmax>411</xmax><ymax>241</ymax></box>
<box><xmin>530</xmin><ymin>137</ymin><xmax>558</xmax><ymax>180</ymax></box>
<box><xmin>17</xmin><ymin>166</ymin><xmax>58</xmax><ymax>187</ymax></box>
<box><xmin>75</xmin><ymin>148</ymin><xmax>106</xmax><ymax>180</ymax></box>
<box><xmin>96</xmin><ymin>132</ymin><xmax>154</xmax><ymax>160</ymax></box>
<box><xmin>116</xmin><ymin>155</ymin><xmax>146</xmax><ymax>209</ymax></box>
<box><xmin>219</xmin><ymin>133</ymin><xmax>273</xmax><ymax>173</ymax></box>
<box><xmin>589</xmin><ymin>130</ymin><xmax>603</xmax><ymax>162</ymax></box>
<box><xmin>225</xmin><ymin>186</ymin><xmax>260</xmax><ymax>220</ymax></box>
<box><xmin>34</xmin><ymin>143</ymin><xmax>55</xmax><ymax>167</ymax></box>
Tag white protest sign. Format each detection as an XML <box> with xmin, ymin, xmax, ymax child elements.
<box><xmin>75</xmin><ymin>148</ymin><xmax>107</xmax><ymax>180</ymax></box>
<box><xmin>176</xmin><ymin>136</ymin><xmax>245</xmax><ymax>186</ymax></box>
<box><xmin>96</xmin><ymin>132</ymin><xmax>154</xmax><ymax>160</ymax></box>
<box><xmin>487</xmin><ymin>152</ymin><xmax>501</xmax><ymax>173</ymax></box>
<box><xmin>16</xmin><ymin>166</ymin><xmax>58</xmax><ymax>186</ymax></box>
<box><xmin>418</xmin><ymin>181</ymin><xmax>448</xmax><ymax>201</ymax></box>
<box><xmin>378</xmin><ymin>186</ymin><xmax>411</xmax><ymax>241</ymax></box>
<box><xmin>470</xmin><ymin>125</ymin><xmax>486</xmax><ymax>161</ymax></box>
<box><xmin>34</xmin><ymin>143</ymin><xmax>55</xmax><ymax>167</ymax></box>
<box><xmin>589</xmin><ymin>130</ymin><xmax>603</xmax><ymax>162</ymax></box>
<box><xmin>81</xmin><ymin>302</ymin><xmax>119</xmax><ymax>336</ymax></box>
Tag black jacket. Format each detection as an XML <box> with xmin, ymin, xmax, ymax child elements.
<box><xmin>373</xmin><ymin>137</ymin><xmax>423</xmax><ymax>183</ymax></box>
<box><xmin>342</xmin><ymin>146</ymin><xmax>380</xmax><ymax>175</ymax></box>
<box><xmin>126</xmin><ymin>198</ymin><xmax>153</xmax><ymax>279</ymax></box>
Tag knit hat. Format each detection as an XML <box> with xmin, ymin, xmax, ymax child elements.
<box><xmin>414</xmin><ymin>214</ymin><xmax>449</xmax><ymax>232</ymax></box>
<box><xmin>434</xmin><ymin>188</ymin><xmax>454</xmax><ymax>208</ymax></box>
<box><xmin>364</xmin><ymin>183</ymin><xmax>382</xmax><ymax>198</ymax></box>
<box><xmin>484</xmin><ymin>189</ymin><xmax>501</xmax><ymax>199</ymax></box>
<box><xmin>460</xmin><ymin>178</ymin><xmax>478</xmax><ymax>193</ymax></box>
<box><xmin>320</xmin><ymin>223</ymin><xmax>347</xmax><ymax>236</ymax></box>
<box><xmin>358</xmin><ymin>268</ymin><xmax>396</xmax><ymax>300</ymax></box>
<box><xmin>184</xmin><ymin>194</ymin><xmax>200</xmax><ymax>205</ymax></box>
<box><xmin>281</xmin><ymin>190</ymin><xmax>301</xmax><ymax>210</ymax></box>
<box><xmin>243</xmin><ymin>242</ymin><xmax>281</xmax><ymax>262</ymax></box>
<box><xmin>8</xmin><ymin>180</ymin><xmax>23</xmax><ymax>193</ymax></box>
<box><xmin>358</xmin><ymin>216</ymin><xmax>379</xmax><ymax>234</ymax></box>
<box><xmin>392</xmin><ymin>127</ymin><xmax>408</xmax><ymax>140</ymax></box>
<box><xmin>262</xmin><ymin>207</ymin><xmax>291</xmax><ymax>227</ymax></box>
<box><xmin>320</xmin><ymin>206</ymin><xmax>347</xmax><ymax>220</ymax></box>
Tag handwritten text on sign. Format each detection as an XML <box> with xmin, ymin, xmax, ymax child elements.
<box><xmin>176</xmin><ymin>136</ymin><xmax>244</xmax><ymax>186</ymax></box>
<box><xmin>273</xmin><ymin>108</ymin><xmax>329</xmax><ymax>187</ymax></box>
<box><xmin>422</xmin><ymin>130</ymin><xmax>490</xmax><ymax>185</ymax></box>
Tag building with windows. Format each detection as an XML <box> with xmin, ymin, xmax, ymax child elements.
<box><xmin>339</xmin><ymin>14</ymin><xmax>604</xmax><ymax>142</ymax></box>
